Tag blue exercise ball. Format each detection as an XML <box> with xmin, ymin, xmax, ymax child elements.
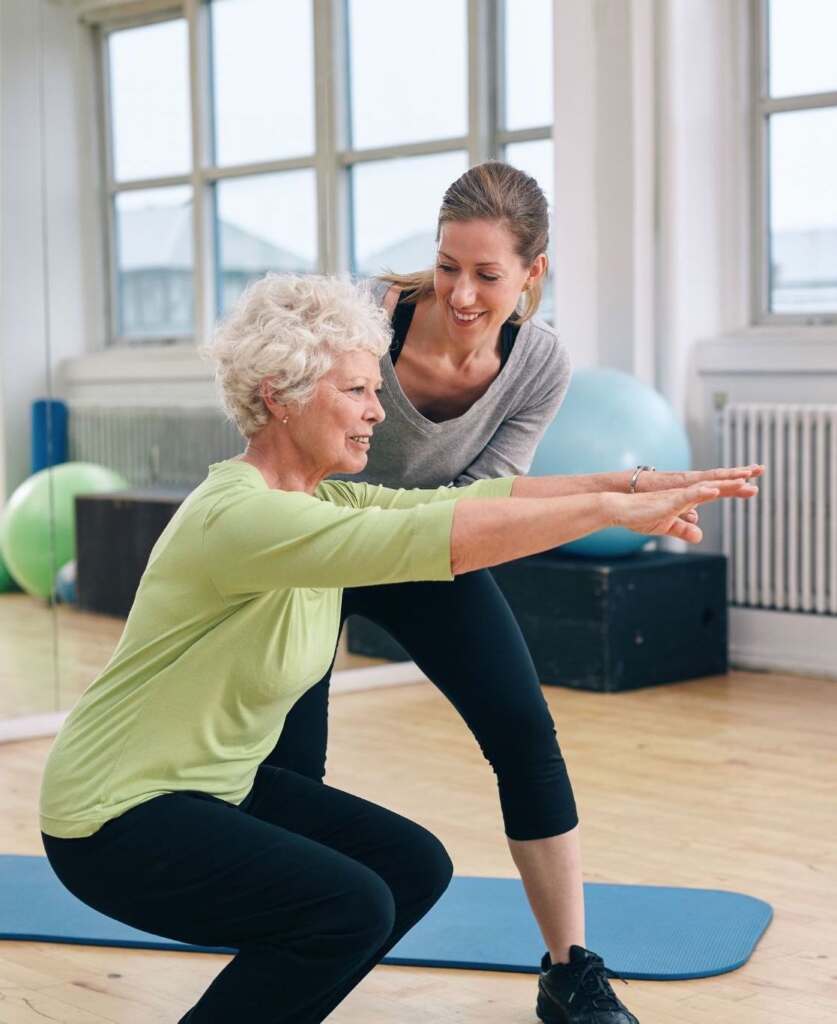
<box><xmin>530</xmin><ymin>368</ymin><xmax>691</xmax><ymax>557</ymax></box>
<box><xmin>54</xmin><ymin>560</ymin><xmax>78</xmax><ymax>604</ymax></box>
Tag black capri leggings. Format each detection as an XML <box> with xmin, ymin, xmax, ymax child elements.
<box><xmin>267</xmin><ymin>570</ymin><xmax>578</xmax><ymax>841</ymax></box>
<box><xmin>43</xmin><ymin>766</ymin><xmax>452</xmax><ymax>1024</ymax></box>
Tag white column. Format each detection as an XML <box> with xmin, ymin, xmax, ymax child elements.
<box><xmin>553</xmin><ymin>0</ymin><xmax>751</xmax><ymax>422</ymax></box>
<box><xmin>656</xmin><ymin>0</ymin><xmax>752</xmax><ymax>423</ymax></box>
<box><xmin>552</xmin><ymin>0</ymin><xmax>657</xmax><ymax>385</ymax></box>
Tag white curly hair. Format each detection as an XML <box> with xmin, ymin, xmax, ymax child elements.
<box><xmin>203</xmin><ymin>273</ymin><xmax>392</xmax><ymax>437</ymax></box>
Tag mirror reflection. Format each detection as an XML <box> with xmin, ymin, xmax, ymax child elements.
<box><xmin>0</xmin><ymin>0</ymin><xmax>556</xmax><ymax>731</ymax></box>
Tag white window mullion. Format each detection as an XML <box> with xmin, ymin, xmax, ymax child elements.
<box><xmin>752</xmin><ymin>0</ymin><xmax>770</xmax><ymax>324</ymax></box>
<box><xmin>468</xmin><ymin>0</ymin><xmax>498</xmax><ymax>165</ymax></box>
<box><xmin>185</xmin><ymin>0</ymin><xmax>213</xmax><ymax>342</ymax></box>
<box><xmin>106</xmin><ymin>173</ymin><xmax>193</xmax><ymax>192</ymax></box>
<box><xmin>205</xmin><ymin>157</ymin><xmax>318</xmax><ymax>182</ymax></box>
<box><xmin>496</xmin><ymin>126</ymin><xmax>552</xmax><ymax>147</ymax></box>
<box><xmin>493</xmin><ymin>0</ymin><xmax>507</xmax><ymax>147</ymax></box>
<box><xmin>98</xmin><ymin>26</ymin><xmax>120</xmax><ymax>344</ymax></box>
<box><xmin>314</xmin><ymin>0</ymin><xmax>349</xmax><ymax>274</ymax></box>
<box><xmin>763</xmin><ymin>91</ymin><xmax>837</xmax><ymax>115</ymax></box>
<box><xmin>341</xmin><ymin>137</ymin><xmax>469</xmax><ymax>166</ymax></box>
<box><xmin>78</xmin><ymin>3</ymin><xmax>184</xmax><ymax>30</ymax></box>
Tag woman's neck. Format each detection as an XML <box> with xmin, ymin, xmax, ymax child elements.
<box><xmin>411</xmin><ymin>297</ymin><xmax>502</xmax><ymax>369</ymax></box>
<box><xmin>237</xmin><ymin>432</ymin><xmax>324</xmax><ymax>495</ymax></box>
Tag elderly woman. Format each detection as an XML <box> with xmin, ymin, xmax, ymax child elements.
<box><xmin>40</xmin><ymin>274</ymin><xmax>758</xmax><ymax>1024</ymax></box>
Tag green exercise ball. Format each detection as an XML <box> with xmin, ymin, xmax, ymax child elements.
<box><xmin>0</xmin><ymin>549</ymin><xmax>18</xmax><ymax>592</ymax></box>
<box><xmin>0</xmin><ymin>462</ymin><xmax>128</xmax><ymax>600</ymax></box>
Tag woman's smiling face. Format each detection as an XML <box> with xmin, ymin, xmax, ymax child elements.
<box><xmin>432</xmin><ymin>218</ymin><xmax>545</xmax><ymax>344</ymax></box>
<box><xmin>292</xmin><ymin>349</ymin><xmax>385</xmax><ymax>476</ymax></box>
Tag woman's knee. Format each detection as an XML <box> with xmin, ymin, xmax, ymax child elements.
<box><xmin>478</xmin><ymin>701</ymin><xmax>561</xmax><ymax>771</ymax></box>
<box><xmin>426</xmin><ymin>831</ymin><xmax>454</xmax><ymax>898</ymax></box>
<box><xmin>334</xmin><ymin>868</ymin><xmax>397</xmax><ymax>953</ymax></box>
<box><xmin>399</xmin><ymin>824</ymin><xmax>454</xmax><ymax>906</ymax></box>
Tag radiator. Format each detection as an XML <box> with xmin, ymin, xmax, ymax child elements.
<box><xmin>720</xmin><ymin>403</ymin><xmax>837</xmax><ymax>615</ymax></box>
<box><xmin>67</xmin><ymin>404</ymin><xmax>244</xmax><ymax>489</ymax></box>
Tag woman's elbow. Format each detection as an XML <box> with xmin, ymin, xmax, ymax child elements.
<box><xmin>449</xmin><ymin>527</ymin><xmax>476</xmax><ymax>575</ymax></box>
<box><xmin>449</xmin><ymin>541</ymin><xmax>466</xmax><ymax>576</ymax></box>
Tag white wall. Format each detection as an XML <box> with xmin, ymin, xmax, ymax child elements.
<box><xmin>553</xmin><ymin>0</ymin><xmax>657</xmax><ymax>384</ymax></box>
<box><xmin>657</xmin><ymin>0</ymin><xmax>753</xmax><ymax>427</ymax></box>
<box><xmin>0</xmin><ymin>0</ymin><xmax>97</xmax><ymax>503</ymax></box>
<box><xmin>553</xmin><ymin>0</ymin><xmax>753</xmax><ymax>418</ymax></box>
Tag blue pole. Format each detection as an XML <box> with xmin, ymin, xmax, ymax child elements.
<box><xmin>31</xmin><ymin>398</ymin><xmax>68</xmax><ymax>472</ymax></box>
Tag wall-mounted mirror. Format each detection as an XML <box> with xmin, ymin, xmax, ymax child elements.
<box><xmin>0</xmin><ymin>1</ymin><xmax>61</xmax><ymax>737</ymax></box>
<box><xmin>2</xmin><ymin>0</ymin><xmax>557</xmax><ymax>744</ymax></box>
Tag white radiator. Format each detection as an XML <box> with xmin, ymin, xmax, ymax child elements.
<box><xmin>68</xmin><ymin>404</ymin><xmax>243</xmax><ymax>488</ymax></box>
<box><xmin>720</xmin><ymin>403</ymin><xmax>837</xmax><ymax>615</ymax></box>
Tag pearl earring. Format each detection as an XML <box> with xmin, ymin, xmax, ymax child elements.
<box><xmin>282</xmin><ymin>416</ymin><xmax>289</xmax><ymax>424</ymax></box>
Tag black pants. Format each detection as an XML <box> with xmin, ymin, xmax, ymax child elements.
<box><xmin>43</xmin><ymin>766</ymin><xmax>452</xmax><ymax>1024</ymax></box>
<box><xmin>268</xmin><ymin>571</ymin><xmax>578</xmax><ymax>841</ymax></box>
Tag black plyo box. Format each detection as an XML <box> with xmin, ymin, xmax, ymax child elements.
<box><xmin>75</xmin><ymin>489</ymin><xmax>188</xmax><ymax>617</ymax></box>
<box><xmin>347</xmin><ymin>551</ymin><xmax>728</xmax><ymax>692</ymax></box>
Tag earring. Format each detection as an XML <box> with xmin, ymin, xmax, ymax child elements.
<box><xmin>282</xmin><ymin>416</ymin><xmax>289</xmax><ymax>424</ymax></box>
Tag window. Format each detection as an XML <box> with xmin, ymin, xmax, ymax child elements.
<box><xmin>99</xmin><ymin>0</ymin><xmax>554</xmax><ymax>344</ymax></box>
<box><xmin>215</xmin><ymin>172</ymin><xmax>317</xmax><ymax>316</ymax></box>
<box><xmin>106</xmin><ymin>19</ymin><xmax>194</xmax><ymax>341</ymax></box>
<box><xmin>755</xmin><ymin>0</ymin><xmax>837</xmax><ymax>324</ymax></box>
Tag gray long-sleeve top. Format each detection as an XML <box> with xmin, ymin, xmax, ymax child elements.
<box><xmin>344</xmin><ymin>279</ymin><xmax>572</xmax><ymax>489</ymax></box>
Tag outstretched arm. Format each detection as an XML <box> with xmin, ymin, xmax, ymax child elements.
<box><xmin>205</xmin><ymin>474</ymin><xmax>758</xmax><ymax>595</ymax></box>
<box><xmin>509</xmin><ymin>463</ymin><xmax>764</xmax><ymax>499</ymax></box>
<box><xmin>450</xmin><ymin>478</ymin><xmax>760</xmax><ymax>575</ymax></box>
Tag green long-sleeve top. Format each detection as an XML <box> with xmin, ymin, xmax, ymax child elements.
<box><xmin>40</xmin><ymin>460</ymin><xmax>515</xmax><ymax>839</ymax></box>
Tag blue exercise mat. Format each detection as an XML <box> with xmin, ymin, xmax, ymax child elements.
<box><xmin>0</xmin><ymin>856</ymin><xmax>771</xmax><ymax>980</ymax></box>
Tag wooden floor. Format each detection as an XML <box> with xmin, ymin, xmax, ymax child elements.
<box><xmin>0</xmin><ymin>603</ymin><xmax>835</xmax><ymax>1020</ymax></box>
<box><xmin>0</xmin><ymin>593</ymin><xmax>383</xmax><ymax>718</ymax></box>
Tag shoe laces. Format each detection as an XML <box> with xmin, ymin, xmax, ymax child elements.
<box><xmin>568</xmin><ymin>957</ymin><xmax>628</xmax><ymax>1010</ymax></box>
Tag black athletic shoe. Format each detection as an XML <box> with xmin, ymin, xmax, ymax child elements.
<box><xmin>536</xmin><ymin>945</ymin><xmax>639</xmax><ymax>1023</ymax></box>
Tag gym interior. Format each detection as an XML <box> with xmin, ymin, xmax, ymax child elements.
<box><xmin>0</xmin><ymin>1</ymin><xmax>835</xmax><ymax>1022</ymax></box>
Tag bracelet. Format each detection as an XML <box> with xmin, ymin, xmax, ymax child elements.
<box><xmin>629</xmin><ymin>465</ymin><xmax>655</xmax><ymax>493</ymax></box>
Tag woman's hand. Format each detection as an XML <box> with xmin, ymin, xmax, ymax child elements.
<box><xmin>604</xmin><ymin>478</ymin><xmax>760</xmax><ymax>544</ymax></box>
<box><xmin>633</xmin><ymin>464</ymin><xmax>764</xmax><ymax>494</ymax></box>
<box><xmin>635</xmin><ymin>464</ymin><xmax>763</xmax><ymax>532</ymax></box>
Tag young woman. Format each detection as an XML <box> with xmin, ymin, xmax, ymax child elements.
<box><xmin>267</xmin><ymin>164</ymin><xmax>763</xmax><ymax>1024</ymax></box>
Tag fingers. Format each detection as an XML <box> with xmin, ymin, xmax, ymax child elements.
<box><xmin>642</xmin><ymin>465</ymin><xmax>764</xmax><ymax>494</ymax></box>
<box><xmin>666</xmin><ymin>480</ymin><xmax>756</xmax><ymax>521</ymax></box>
<box><xmin>716</xmin><ymin>463</ymin><xmax>763</xmax><ymax>476</ymax></box>
<box><xmin>680</xmin><ymin>464</ymin><xmax>764</xmax><ymax>487</ymax></box>
<box><xmin>667</xmin><ymin>517</ymin><xmax>703</xmax><ymax>544</ymax></box>
<box><xmin>689</xmin><ymin>479</ymin><xmax>758</xmax><ymax>502</ymax></box>
<box><xmin>625</xmin><ymin>479</ymin><xmax>757</xmax><ymax>539</ymax></box>
<box><xmin>704</xmin><ymin>464</ymin><xmax>764</xmax><ymax>481</ymax></box>
<box><xmin>714</xmin><ymin>480</ymin><xmax>759</xmax><ymax>497</ymax></box>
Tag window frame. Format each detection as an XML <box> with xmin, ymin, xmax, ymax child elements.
<box><xmin>94</xmin><ymin>0</ymin><xmax>552</xmax><ymax>347</ymax></box>
<box><xmin>752</xmin><ymin>0</ymin><xmax>837</xmax><ymax>327</ymax></box>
